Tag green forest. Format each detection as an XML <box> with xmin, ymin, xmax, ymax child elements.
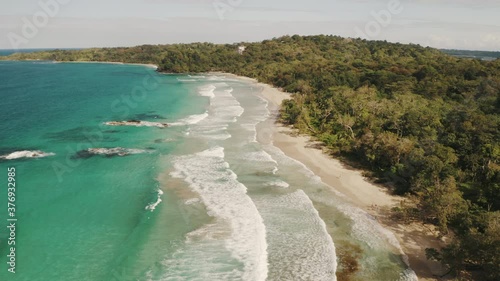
<box><xmin>2</xmin><ymin>35</ymin><xmax>499</xmax><ymax>280</ymax></box>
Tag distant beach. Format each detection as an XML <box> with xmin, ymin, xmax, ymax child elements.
<box><xmin>58</xmin><ymin>61</ymin><xmax>158</xmax><ymax>69</ymax></box>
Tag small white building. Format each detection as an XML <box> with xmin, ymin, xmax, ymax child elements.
<box><xmin>238</xmin><ymin>45</ymin><xmax>246</xmax><ymax>55</ymax></box>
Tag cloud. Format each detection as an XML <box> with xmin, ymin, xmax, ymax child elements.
<box><xmin>1</xmin><ymin>1</ymin><xmax>499</xmax><ymax>51</ymax></box>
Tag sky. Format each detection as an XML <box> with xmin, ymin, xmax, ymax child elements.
<box><xmin>1</xmin><ymin>0</ymin><xmax>499</xmax><ymax>51</ymax></box>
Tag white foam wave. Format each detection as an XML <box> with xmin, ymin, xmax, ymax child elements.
<box><xmin>198</xmin><ymin>84</ymin><xmax>216</xmax><ymax>98</ymax></box>
<box><xmin>256</xmin><ymin>190</ymin><xmax>337</xmax><ymax>280</ymax></box>
<box><xmin>170</xmin><ymin>112</ymin><xmax>209</xmax><ymax>126</ymax></box>
<box><xmin>237</xmin><ymin>95</ymin><xmax>271</xmax><ymax>143</ymax></box>
<box><xmin>338</xmin><ymin>204</ymin><xmax>401</xmax><ymax>249</ymax></box>
<box><xmin>207</xmin><ymin>75</ymin><xmax>227</xmax><ymax>81</ymax></box>
<box><xmin>0</xmin><ymin>150</ymin><xmax>55</xmax><ymax>160</ymax></box>
<box><xmin>85</xmin><ymin>147</ymin><xmax>151</xmax><ymax>157</ymax></box>
<box><xmin>170</xmin><ymin>146</ymin><xmax>268</xmax><ymax>281</ymax></box>
<box><xmin>187</xmin><ymin>83</ymin><xmax>244</xmax><ymax>140</ymax></box>
<box><xmin>207</xmin><ymin>76</ymin><xmax>238</xmax><ymax>82</ymax></box>
<box><xmin>33</xmin><ymin>61</ymin><xmax>56</xmax><ymax>64</ymax></box>
<box><xmin>160</xmin><ymin>241</ymin><xmax>245</xmax><ymax>280</ymax></box>
<box><xmin>264</xmin><ymin>145</ymin><xmax>323</xmax><ymax>183</ymax></box>
<box><xmin>264</xmin><ymin>144</ymin><xmax>417</xmax><ymax>278</ymax></box>
<box><xmin>196</xmin><ymin>146</ymin><xmax>225</xmax><ymax>158</ymax></box>
<box><xmin>185</xmin><ymin>198</ymin><xmax>200</xmax><ymax>205</ymax></box>
<box><xmin>240</xmin><ymin>125</ymin><xmax>257</xmax><ymax>143</ymax></box>
<box><xmin>242</xmin><ymin>151</ymin><xmax>277</xmax><ymax>164</ymax></box>
<box><xmin>399</xmin><ymin>268</ymin><xmax>419</xmax><ymax>281</ymax></box>
<box><xmin>264</xmin><ymin>180</ymin><xmax>290</xmax><ymax>188</ymax></box>
<box><xmin>145</xmin><ymin>189</ymin><xmax>163</xmax><ymax>212</ymax></box>
<box><xmin>332</xmin><ymin>201</ymin><xmax>418</xmax><ymax>280</ymax></box>
<box><xmin>177</xmin><ymin>78</ymin><xmax>197</xmax><ymax>82</ymax></box>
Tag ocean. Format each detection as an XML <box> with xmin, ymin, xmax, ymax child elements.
<box><xmin>0</xmin><ymin>61</ymin><xmax>416</xmax><ymax>281</ymax></box>
<box><xmin>0</xmin><ymin>49</ymin><xmax>81</xmax><ymax>57</ymax></box>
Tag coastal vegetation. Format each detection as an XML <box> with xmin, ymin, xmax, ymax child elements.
<box><xmin>2</xmin><ymin>35</ymin><xmax>499</xmax><ymax>280</ymax></box>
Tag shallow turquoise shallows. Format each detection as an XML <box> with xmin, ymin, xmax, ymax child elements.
<box><xmin>0</xmin><ymin>61</ymin><xmax>207</xmax><ymax>281</ymax></box>
<box><xmin>0</xmin><ymin>62</ymin><xmax>416</xmax><ymax>281</ymax></box>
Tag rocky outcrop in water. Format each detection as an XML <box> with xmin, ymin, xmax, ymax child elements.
<box><xmin>72</xmin><ymin>147</ymin><xmax>152</xmax><ymax>159</ymax></box>
<box><xmin>0</xmin><ymin>150</ymin><xmax>55</xmax><ymax>160</ymax></box>
<box><xmin>104</xmin><ymin>120</ymin><xmax>168</xmax><ymax>128</ymax></box>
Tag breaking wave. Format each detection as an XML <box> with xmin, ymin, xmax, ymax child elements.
<box><xmin>0</xmin><ymin>150</ymin><xmax>55</xmax><ymax>160</ymax></box>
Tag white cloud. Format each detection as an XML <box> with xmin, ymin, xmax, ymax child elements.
<box><xmin>0</xmin><ymin>1</ymin><xmax>499</xmax><ymax>51</ymax></box>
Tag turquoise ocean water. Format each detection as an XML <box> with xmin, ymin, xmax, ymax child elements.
<box><xmin>0</xmin><ymin>49</ymin><xmax>80</xmax><ymax>57</ymax></box>
<box><xmin>0</xmin><ymin>61</ymin><xmax>417</xmax><ymax>281</ymax></box>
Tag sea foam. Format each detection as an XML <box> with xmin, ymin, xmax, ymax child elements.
<box><xmin>187</xmin><ymin>83</ymin><xmax>244</xmax><ymax>140</ymax></box>
<box><xmin>170</xmin><ymin>146</ymin><xmax>268</xmax><ymax>281</ymax></box>
<box><xmin>264</xmin><ymin>180</ymin><xmax>290</xmax><ymax>188</ymax></box>
<box><xmin>169</xmin><ymin>112</ymin><xmax>209</xmax><ymax>126</ymax></box>
<box><xmin>145</xmin><ymin>189</ymin><xmax>164</xmax><ymax>212</ymax></box>
<box><xmin>0</xmin><ymin>150</ymin><xmax>55</xmax><ymax>160</ymax></box>
<box><xmin>238</xmin><ymin>94</ymin><xmax>271</xmax><ymax>143</ymax></box>
<box><xmin>241</xmin><ymin>151</ymin><xmax>278</xmax><ymax>164</ymax></box>
<box><xmin>255</xmin><ymin>190</ymin><xmax>337</xmax><ymax>280</ymax></box>
<box><xmin>264</xmin><ymin>144</ymin><xmax>417</xmax><ymax>279</ymax></box>
<box><xmin>198</xmin><ymin>84</ymin><xmax>216</xmax><ymax>98</ymax></box>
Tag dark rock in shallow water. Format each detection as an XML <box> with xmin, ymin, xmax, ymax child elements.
<box><xmin>72</xmin><ymin>150</ymin><xmax>94</xmax><ymax>159</ymax></box>
<box><xmin>104</xmin><ymin>120</ymin><xmax>168</xmax><ymax>128</ymax></box>
<box><xmin>72</xmin><ymin>147</ymin><xmax>153</xmax><ymax>159</ymax></box>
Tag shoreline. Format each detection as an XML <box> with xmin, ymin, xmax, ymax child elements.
<box><xmin>0</xmin><ymin>59</ymin><xmax>159</xmax><ymax>69</ymax></box>
<box><xmin>58</xmin><ymin>61</ymin><xmax>158</xmax><ymax>69</ymax></box>
<box><xmin>221</xmin><ymin>72</ymin><xmax>447</xmax><ymax>281</ymax></box>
